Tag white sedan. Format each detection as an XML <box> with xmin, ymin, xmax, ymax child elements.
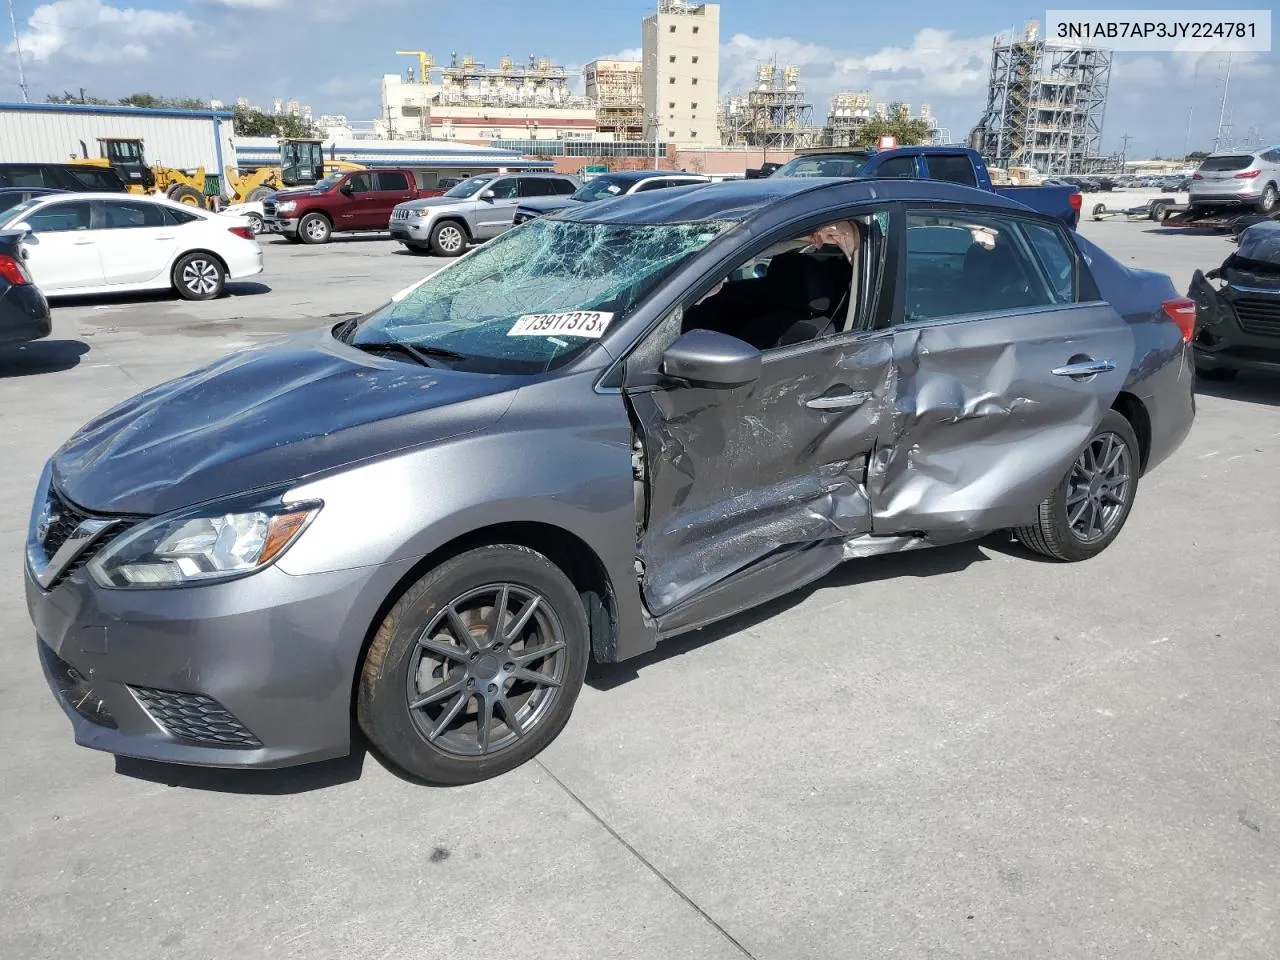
<box><xmin>0</xmin><ymin>192</ymin><xmax>263</xmax><ymax>301</ymax></box>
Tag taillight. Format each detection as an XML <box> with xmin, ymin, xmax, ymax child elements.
<box><xmin>1162</xmin><ymin>297</ymin><xmax>1196</xmax><ymax>342</ymax></box>
<box><xmin>0</xmin><ymin>253</ymin><xmax>31</xmax><ymax>285</ymax></box>
<box><xmin>1192</xmin><ymin>173</ymin><xmax>1203</xmax><ymax>180</ymax></box>
<box><xmin>1068</xmin><ymin>191</ymin><xmax>1082</xmax><ymax>212</ymax></box>
<box><xmin>228</xmin><ymin>226</ymin><xmax>254</xmax><ymax>240</ymax></box>
<box><xmin>1234</xmin><ymin>169</ymin><xmax>1260</xmax><ymax>179</ymax></box>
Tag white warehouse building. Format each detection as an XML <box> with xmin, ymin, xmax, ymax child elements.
<box><xmin>0</xmin><ymin>101</ymin><xmax>235</xmax><ymax>173</ymax></box>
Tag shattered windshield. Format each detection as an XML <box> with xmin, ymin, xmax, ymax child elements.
<box><xmin>1230</xmin><ymin>222</ymin><xmax>1280</xmax><ymax>272</ymax></box>
<box><xmin>348</xmin><ymin>218</ymin><xmax>731</xmax><ymax>374</ymax></box>
<box><xmin>444</xmin><ymin>176</ymin><xmax>493</xmax><ymax>198</ymax></box>
<box><xmin>571</xmin><ymin>176</ymin><xmax>631</xmax><ymax>201</ymax></box>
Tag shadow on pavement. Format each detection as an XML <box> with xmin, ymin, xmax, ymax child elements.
<box><xmin>115</xmin><ymin>741</ymin><xmax>368</xmax><ymax>794</ymax></box>
<box><xmin>267</xmin><ymin>234</ymin><xmax>393</xmax><ymax>245</ymax></box>
<box><xmin>54</xmin><ymin>284</ymin><xmax>271</xmax><ymax>308</ymax></box>
<box><xmin>1196</xmin><ymin>374</ymin><xmax>1280</xmax><ymax>407</ymax></box>
<box><xmin>587</xmin><ymin>540</ymin><xmax>989</xmax><ymax>691</ymax></box>
<box><xmin>0</xmin><ymin>338</ymin><xmax>89</xmax><ymax>376</ymax></box>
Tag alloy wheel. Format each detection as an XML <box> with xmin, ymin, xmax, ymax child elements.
<box><xmin>437</xmin><ymin>225</ymin><xmax>463</xmax><ymax>253</ymax></box>
<box><xmin>1065</xmin><ymin>432</ymin><xmax>1132</xmax><ymax>542</ymax></box>
<box><xmin>305</xmin><ymin>218</ymin><xmax>328</xmax><ymax>241</ymax></box>
<box><xmin>406</xmin><ymin>583</ymin><xmax>567</xmax><ymax>757</ymax></box>
<box><xmin>181</xmin><ymin>259</ymin><xmax>220</xmax><ymax>296</ymax></box>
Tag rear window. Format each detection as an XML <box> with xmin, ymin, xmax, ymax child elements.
<box><xmin>66</xmin><ymin>167</ymin><xmax>123</xmax><ymax>190</ymax></box>
<box><xmin>924</xmin><ymin>155</ymin><xmax>977</xmax><ymax>187</ymax></box>
<box><xmin>1198</xmin><ymin>154</ymin><xmax>1255</xmax><ymax>172</ymax></box>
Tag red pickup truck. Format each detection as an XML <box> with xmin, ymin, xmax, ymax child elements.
<box><xmin>262</xmin><ymin>168</ymin><xmax>444</xmax><ymax>244</ymax></box>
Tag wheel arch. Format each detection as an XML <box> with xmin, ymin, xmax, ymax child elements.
<box><xmin>1111</xmin><ymin>390</ymin><xmax>1151</xmax><ymax>473</ymax></box>
<box><xmin>171</xmin><ymin>247</ymin><xmax>228</xmax><ymax>282</ymax></box>
<box><xmin>432</xmin><ymin>215</ymin><xmax>473</xmax><ymax>239</ymax></box>
<box><xmin>350</xmin><ymin>521</ymin><xmax>621</xmax><ymax>720</ymax></box>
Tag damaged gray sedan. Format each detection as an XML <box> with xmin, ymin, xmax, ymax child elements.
<box><xmin>26</xmin><ymin>178</ymin><xmax>1195</xmax><ymax>785</ymax></box>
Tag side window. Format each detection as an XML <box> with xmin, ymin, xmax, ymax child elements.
<box><xmin>376</xmin><ymin>171</ymin><xmax>410</xmax><ymax>191</ymax></box>
<box><xmin>633</xmin><ymin>179</ymin><xmax>673</xmax><ymax>192</ymax></box>
<box><xmin>680</xmin><ymin>212</ymin><xmax>889</xmax><ymax>350</ymax></box>
<box><xmin>163</xmin><ymin>206</ymin><xmax>201</xmax><ymax>225</ymax></box>
<box><xmin>24</xmin><ymin>201</ymin><xmax>92</xmax><ymax>233</ymax></box>
<box><xmin>487</xmin><ymin>178</ymin><xmax>518</xmax><ymax>199</ymax></box>
<box><xmin>552</xmin><ymin>179</ymin><xmax>577</xmax><ymax>195</ymax></box>
<box><xmin>1017</xmin><ymin>220</ymin><xmax>1077</xmax><ymax>304</ymax></box>
<box><xmin>100</xmin><ymin>200</ymin><xmax>167</xmax><ymax>229</ymax></box>
<box><xmin>902</xmin><ymin>210</ymin><xmax>1062</xmax><ymax>323</ymax></box>
<box><xmin>874</xmin><ymin>156</ymin><xmax>918</xmax><ymax>179</ymax></box>
<box><xmin>518</xmin><ymin>178</ymin><xmax>554</xmax><ymax>197</ymax></box>
<box><xmin>924</xmin><ymin>155</ymin><xmax>978</xmax><ymax>187</ymax></box>
<box><xmin>346</xmin><ymin>173</ymin><xmax>373</xmax><ymax>193</ymax></box>
<box><xmin>3</xmin><ymin>166</ymin><xmax>48</xmax><ymax>188</ymax></box>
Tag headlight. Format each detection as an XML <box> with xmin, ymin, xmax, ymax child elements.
<box><xmin>275</xmin><ymin>200</ymin><xmax>297</xmax><ymax>213</ymax></box>
<box><xmin>87</xmin><ymin>498</ymin><xmax>321</xmax><ymax>588</ymax></box>
<box><xmin>407</xmin><ymin>208</ymin><xmax>426</xmax><ymax>218</ymax></box>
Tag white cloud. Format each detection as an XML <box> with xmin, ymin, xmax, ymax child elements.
<box><xmin>598</xmin><ymin>47</ymin><xmax>643</xmax><ymax>62</ymax></box>
<box><xmin>11</xmin><ymin>0</ymin><xmax>196</xmax><ymax>64</ymax></box>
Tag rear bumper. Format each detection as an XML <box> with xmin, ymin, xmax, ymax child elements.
<box><xmin>1188</xmin><ymin>191</ymin><xmax>1263</xmax><ymax>207</ymax></box>
<box><xmin>0</xmin><ymin>284</ymin><xmax>52</xmax><ymax>344</ymax></box>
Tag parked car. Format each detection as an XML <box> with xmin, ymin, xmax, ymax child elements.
<box><xmin>0</xmin><ymin>186</ymin><xmax>64</xmax><ymax>216</ymax></box>
<box><xmin>0</xmin><ymin>162</ymin><xmax>129</xmax><ymax>193</ymax></box>
<box><xmin>1189</xmin><ymin>148</ymin><xmax>1280</xmax><ymax>212</ymax></box>
<box><xmin>0</xmin><ymin>229</ymin><xmax>51</xmax><ymax>344</ymax></box>
<box><xmin>25</xmin><ymin>178</ymin><xmax>1194</xmax><ymax>785</ymax></box>
<box><xmin>1188</xmin><ymin>220</ymin><xmax>1280</xmax><ymax>379</ymax></box>
<box><xmin>0</xmin><ymin>193</ymin><xmax>262</xmax><ymax>300</ymax></box>
<box><xmin>264</xmin><ymin>168</ymin><xmax>439</xmax><ymax>244</ymax></box>
<box><xmin>512</xmin><ymin>170</ymin><xmax>710</xmax><ymax>225</ymax></box>
<box><xmin>1161</xmin><ymin>176</ymin><xmax>1193</xmax><ymax>193</ymax></box>
<box><xmin>770</xmin><ymin>146</ymin><xmax>1082</xmax><ymax>228</ymax></box>
<box><xmin>389</xmin><ymin>172</ymin><xmax>581</xmax><ymax>256</ymax></box>
<box><xmin>220</xmin><ymin>199</ymin><xmax>269</xmax><ymax>235</ymax></box>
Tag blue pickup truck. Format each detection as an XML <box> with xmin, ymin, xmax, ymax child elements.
<box><xmin>768</xmin><ymin>146</ymin><xmax>1082</xmax><ymax>229</ymax></box>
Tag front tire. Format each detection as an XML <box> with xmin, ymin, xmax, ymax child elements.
<box><xmin>172</xmin><ymin>251</ymin><xmax>226</xmax><ymax>300</ymax></box>
<box><xmin>429</xmin><ymin>220</ymin><xmax>467</xmax><ymax>257</ymax></box>
<box><xmin>298</xmin><ymin>212</ymin><xmax>331</xmax><ymax>244</ymax></box>
<box><xmin>1015</xmin><ymin>410</ymin><xmax>1140</xmax><ymax>562</ymax></box>
<box><xmin>357</xmin><ymin>545</ymin><xmax>589</xmax><ymax>785</ymax></box>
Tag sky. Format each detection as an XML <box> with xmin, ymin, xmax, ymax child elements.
<box><xmin>2</xmin><ymin>0</ymin><xmax>1275</xmax><ymax>159</ymax></box>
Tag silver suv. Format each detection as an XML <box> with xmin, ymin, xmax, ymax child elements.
<box><xmin>389</xmin><ymin>173</ymin><xmax>580</xmax><ymax>256</ymax></box>
<box><xmin>1189</xmin><ymin>147</ymin><xmax>1280</xmax><ymax>212</ymax></box>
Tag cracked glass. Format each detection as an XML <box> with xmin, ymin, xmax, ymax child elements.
<box><xmin>352</xmin><ymin>218</ymin><xmax>731</xmax><ymax>373</ymax></box>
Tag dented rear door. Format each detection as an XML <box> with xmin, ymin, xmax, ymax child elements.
<box><xmin>870</xmin><ymin>207</ymin><xmax>1136</xmax><ymax>539</ymax></box>
<box><xmin>626</xmin><ymin>330</ymin><xmax>896</xmax><ymax>617</ymax></box>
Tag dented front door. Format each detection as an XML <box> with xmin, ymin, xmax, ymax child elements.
<box><xmin>626</xmin><ymin>331</ymin><xmax>896</xmax><ymax>617</ymax></box>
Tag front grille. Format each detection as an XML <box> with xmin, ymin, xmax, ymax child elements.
<box><xmin>1235</xmin><ymin>296</ymin><xmax>1280</xmax><ymax>338</ymax></box>
<box><xmin>34</xmin><ymin>487</ymin><xmax>133</xmax><ymax>589</ymax></box>
<box><xmin>262</xmin><ymin>199</ymin><xmax>276</xmax><ymax>216</ymax></box>
<box><xmin>391</xmin><ymin>208</ymin><xmax>412</xmax><ymax>221</ymax></box>
<box><xmin>41</xmin><ymin>641</ymin><xmax>117</xmax><ymax>729</ymax></box>
<box><xmin>131</xmin><ymin>686</ymin><xmax>262</xmax><ymax>748</ymax></box>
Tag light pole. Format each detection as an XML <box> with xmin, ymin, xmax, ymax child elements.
<box><xmin>1213</xmin><ymin>54</ymin><xmax>1232</xmax><ymax>152</ymax></box>
<box><xmin>6</xmin><ymin>0</ymin><xmax>30</xmax><ymax>103</ymax></box>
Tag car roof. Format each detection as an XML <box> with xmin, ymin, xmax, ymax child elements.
<box><xmin>559</xmin><ymin>176</ymin><xmax>1037</xmax><ymax>226</ymax></box>
<box><xmin>13</xmin><ymin>191</ymin><xmax>211</xmax><ymax>213</ymax></box>
<box><xmin>594</xmin><ymin>170</ymin><xmax>710</xmax><ymax>185</ymax></box>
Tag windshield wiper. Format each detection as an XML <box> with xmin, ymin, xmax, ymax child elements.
<box><xmin>349</xmin><ymin>341</ymin><xmax>466</xmax><ymax>369</ymax></box>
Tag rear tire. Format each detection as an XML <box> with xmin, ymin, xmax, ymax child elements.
<box><xmin>246</xmin><ymin>186</ymin><xmax>275</xmax><ymax>203</ymax></box>
<box><xmin>246</xmin><ymin>212</ymin><xmax>264</xmax><ymax>236</ymax></box>
<box><xmin>1015</xmin><ymin>410</ymin><xmax>1140</xmax><ymax>562</ymax></box>
<box><xmin>357</xmin><ymin>545</ymin><xmax>589</xmax><ymax>785</ymax></box>
<box><xmin>172</xmin><ymin>251</ymin><xmax>226</xmax><ymax>301</ymax></box>
<box><xmin>168</xmin><ymin>184</ymin><xmax>204</xmax><ymax>207</ymax></box>
<box><xmin>298</xmin><ymin>212</ymin><xmax>331</xmax><ymax>244</ymax></box>
<box><xmin>1257</xmin><ymin>184</ymin><xmax>1277</xmax><ymax>214</ymax></box>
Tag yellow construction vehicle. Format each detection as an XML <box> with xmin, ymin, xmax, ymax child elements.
<box><xmin>223</xmin><ymin>138</ymin><xmax>365</xmax><ymax>204</ymax></box>
<box><xmin>72</xmin><ymin>137</ymin><xmax>208</xmax><ymax>206</ymax></box>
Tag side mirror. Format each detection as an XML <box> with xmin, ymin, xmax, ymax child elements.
<box><xmin>660</xmin><ymin>330</ymin><xmax>762</xmax><ymax>388</ymax></box>
<box><xmin>339</xmin><ymin>181</ymin><xmax>354</xmax><ymax>194</ymax></box>
<box><xmin>10</xmin><ymin>221</ymin><xmax>32</xmax><ymax>234</ymax></box>
<box><xmin>480</xmin><ymin>189</ymin><xmax>496</xmax><ymax>201</ymax></box>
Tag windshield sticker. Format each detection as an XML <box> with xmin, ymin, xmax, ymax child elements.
<box><xmin>606</xmin><ymin>184</ymin><xmax>622</xmax><ymax>194</ymax></box>
<box><xmin>508</xmin><ymin>311</ymin><xmax>613</xmax><ymax>338</ymax></box>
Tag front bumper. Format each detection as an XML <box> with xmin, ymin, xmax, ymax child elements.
<box><xmin>26</xmin><ymin>557</ymin><xmax>416</xmax><ymax>769</ymax></box>
<box><xmin>265</xmin><ymin>216</ymin><xmax>299</xmax><ymax>236</ymax></box>
<box><xmin>1189</xmin><ymin>269</ymin><xmax>1280</xmax><ymax>374</ymax></box>
<box><xmin>0</xmin><ymin>284</ymin><xmax>52</xmax><ymax>344</ymax></box>
<box><xmin>389</xmin><ymin>218</ymin><xmax>431</xmax><ymax>241</ymax></box>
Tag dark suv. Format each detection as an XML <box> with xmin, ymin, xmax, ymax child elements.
<box><xmin>0</xmin><ymin>163</ymin><xmax>128</xmax><ymax>193</ymax></box>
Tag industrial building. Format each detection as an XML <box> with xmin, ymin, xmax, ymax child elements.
<box><xmin>718</xmin><ymin>63</ymin><xmax>820</xmax><ymax>151</ymax></box>
<box><xmin>642</xmin><ymin>1</ymin><xmax>721</xmax><ymax>148</ymax></box>
<box><xmin>584</xmin><ymin>59</ymin><xmax>645</xmax><ymax>141</ymax></box>
<box><xmin>970</xmin><ymin>20</ymin><xmax>1112</xmax><ymax>175</ymax></box>
<box><xmin>233</xmin><ymin>136</ymin><xmax>552</xmax><ymax>181</ymax></box>
<box><xmin>0</xmin><ymin>101</ymin><xmax>234</xmax><ymax>172</ymax></box>
<box><xmin>379</xmin><ymin>52</ymin><xmax>597</xmax><ymax>142</ymax></box>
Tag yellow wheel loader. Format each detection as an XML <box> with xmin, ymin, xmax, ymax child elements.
<box><xmin>72</xmin><ymin>138</ymin><xmax>209</xmax><ymax>206</ymax></box>
<box><xmin>224</xmin><ymin>138</ymin><xmax>366</xmax><ymax>205</ymax></box>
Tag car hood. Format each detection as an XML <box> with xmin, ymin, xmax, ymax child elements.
<box><xmin>517</xmin><ymin>197</ymin><xmax>578</xmax><ymax>215</ymax></box>
<box><xmin>52</xmin><ymin>327</ymin><xmax>522</xmax><ymax>516</ymax></box>
<box><xmin>397</xmin><ymin>196</ymin><xmax>473</xmax><ymax>212</ymax></box>
<box><xmin>270</xmin><ymin>187</ymin><xmax>321</xmax><ymax>201</ymax></box>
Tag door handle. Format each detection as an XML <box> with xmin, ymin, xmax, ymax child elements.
<box><xmin>805</xmin><ymin>391</ymin><xmax>870</xmax><ymax>410</ymax></box>
<box><xmin>154</xmin><ymin>235</ymin><xmax>174</xmax><ymax>240</ymax></box>
<box><xmin>72</xmin><ymin>240</ymin><xmax>95</xmax><ymax>246</ymax></box>
<box><xmin>1052</xmin><ymin>359</ymin><xmax>1116</xmax><ymax>379</ymax></box>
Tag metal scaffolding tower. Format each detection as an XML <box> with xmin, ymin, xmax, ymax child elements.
<box><xmin>434</xmin><ymin>53</ymin><xmax>590</xmax><ymax>108</ymax></box>
<box><xmin>591</xmin><ymin>62</ymin><xmax>645</xmax><ymax>141</ymax></box>
<box><xmin>971</xmin><ymin>20</ymin><xmax>1112</xmax><ymax>175</ymax></box>
<box><xmin>718</xmin><ymin>64</ymin><xmax>822</xmax><ymax>150</ymax></box>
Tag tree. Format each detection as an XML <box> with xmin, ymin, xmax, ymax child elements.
<box><xmin>851</xmin><ymin>115</ymin><xmax>933</xmax><ymax>149</ymax></box>
<box><xmin>119</xmin><ymin>92</ymin><xmax>208</xmax><ymax>110</ymax></box>
<box><xmin>1185</xmin><ymin>150</ymin><xmax>1210</xmax><ymax>162</ymax></box>
<box><xmin>233</xmin><ymin>104</ymin><xmax>315</xmax><ymax>138</ymax></box>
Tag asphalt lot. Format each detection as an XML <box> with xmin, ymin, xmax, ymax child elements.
<box><xmin>2</xmin><ymin>224</ymin><xmax>1278</xmax><ymax>960</ymax></box>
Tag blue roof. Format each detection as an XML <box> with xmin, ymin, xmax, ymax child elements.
<box><xmin>0</xmin><ymin>100</ymin><xmax>233</xmax><ymax>120</ymax></box>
